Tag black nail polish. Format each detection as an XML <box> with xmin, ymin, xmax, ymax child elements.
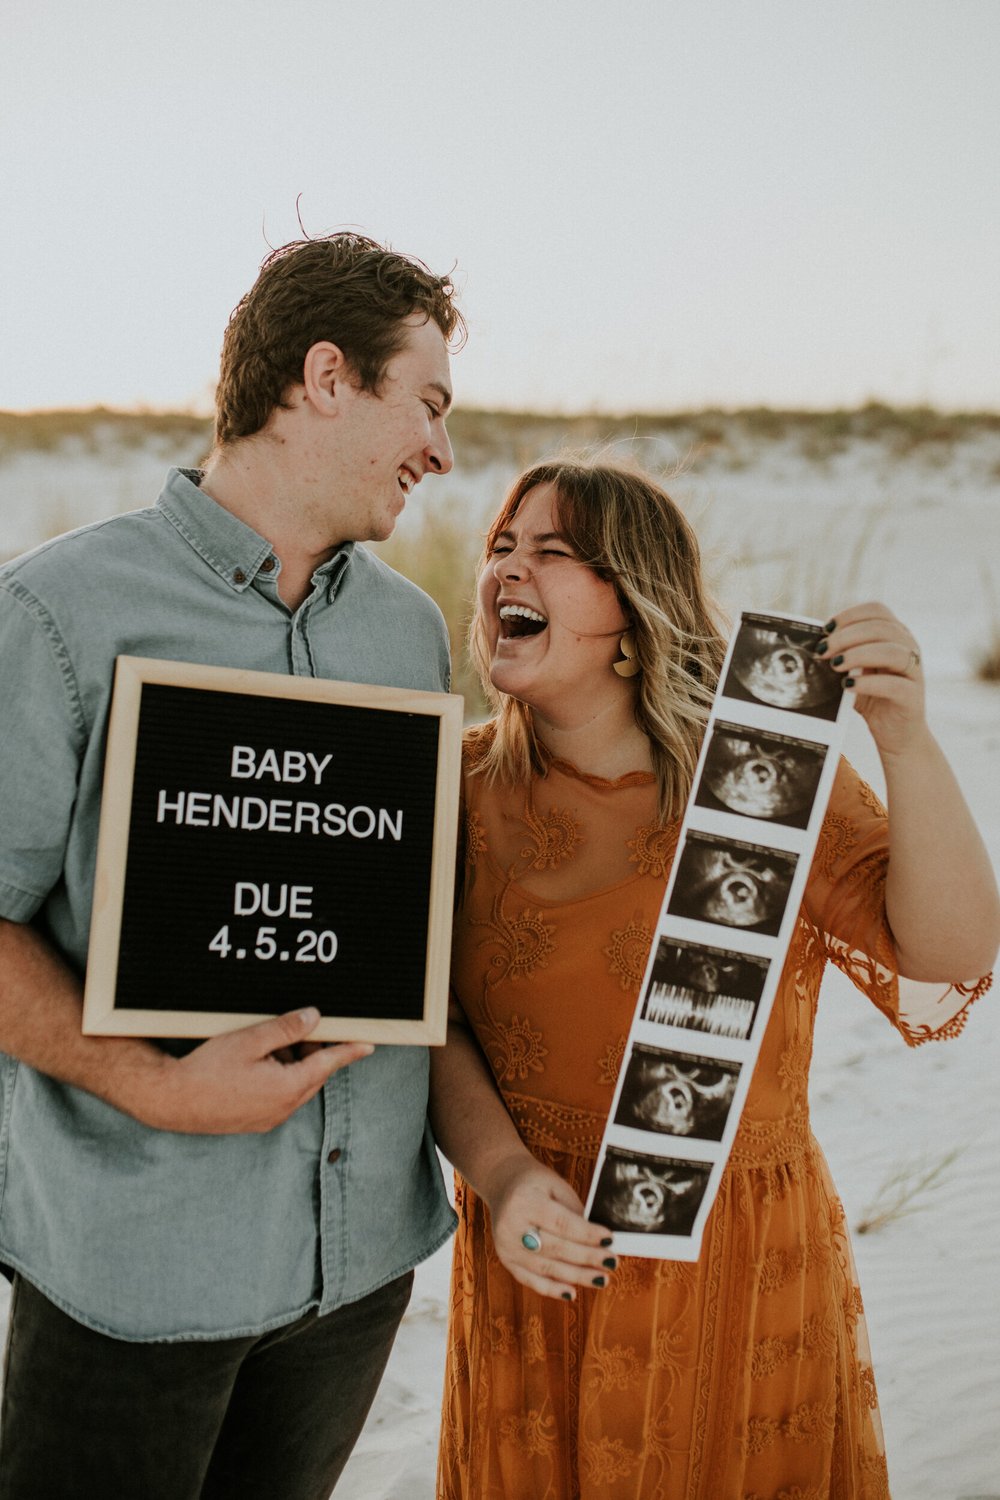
<box><xmin>814</xmin><ymin>638</ymin><xmax>828</xmax><ymax>656</ymax></box>
<box><xmin>600</xmin><ymin>1237</ymin><xmax>613</xmax><ymax>1247</ymax></box>
<box><xmin>592</xmin><ymin>1275</ymin><xmax>606</xmax><ymax>1288</ymax></box>
<box><xmin>602</xmin><ymin>1257</ymin><xmax>618</xmax><ymax>1270</ymax></box>
<box><xmin>825</xmin><ymin>618</ymin><xmax>837</xmax><ymax>632</ymax></box>
<box><xmin>844</xmin><ymin>677</ymin><xmax>855</xmax><ymax>688</ymax></box>
<box><xmin>832</xmin><ymin>654</ymin><xmax>844</xmax><ymax>667</ymax></box>
<box><xmin>561</xmin><ymin>1291</ymin><xmax>573</xmax><ymax>1301</ymax></box>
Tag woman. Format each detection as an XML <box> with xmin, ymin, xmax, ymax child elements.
<box><xmin>430</xmin><ymin>460</ymin><xmax>998</xmax><ymax>1500</ymax></box>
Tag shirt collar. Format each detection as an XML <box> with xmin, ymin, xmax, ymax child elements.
<box><xmin>156</xmin><ymin>467</ymin><xmax>355</xmax><ymax>596</ymax></box>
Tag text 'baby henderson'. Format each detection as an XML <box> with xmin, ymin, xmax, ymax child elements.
<box><xmin>153</xmin><ymin>744</ymin><xmax>405</xmax><ymax>841</ymax></box>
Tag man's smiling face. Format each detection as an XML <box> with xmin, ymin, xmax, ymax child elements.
<box><xmin>329</xmin><ymin>314</ymin><xmax>454</xmax><ymax>543</ymax></box>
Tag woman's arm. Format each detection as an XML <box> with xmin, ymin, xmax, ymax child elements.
<box><xmin>822</xmin><ymin>602</ymin><xmax>1000</xmax><ymax>979</ymax></box>
<box><xmin>429</xmin><ymin>1008</ymin><xmax>617</xmax><ymax>1299</ymax></box>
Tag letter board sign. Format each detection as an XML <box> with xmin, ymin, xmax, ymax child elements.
<box><xmin>83</xmin><ymin>657</ymin><xmax>462</xmax><ymax>1044</ymax></box>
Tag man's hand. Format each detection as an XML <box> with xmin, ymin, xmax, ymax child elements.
<box><xmin>0</xmin><ymin>921</ymin><xmax>373</xmax><ymax>1135</ymax></box>
<box><xmin>132</xmin><ymin>1008</ymin><xmax>373</xmax><ymax>1135</ymax></box>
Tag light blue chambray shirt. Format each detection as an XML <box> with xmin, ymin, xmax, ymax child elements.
<box><xmin>0</xmin><ymin>468</ymin><xmax>457</xmax><ymax>1341</ymax></box>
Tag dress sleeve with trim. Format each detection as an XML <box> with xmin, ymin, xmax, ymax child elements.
<box><xmin>803</xmin><ymin>757</ymin><xmax>991</xmax><ymax>1045</ymax></box>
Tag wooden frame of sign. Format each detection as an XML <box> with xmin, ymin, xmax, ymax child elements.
<box><xmin>83</xmin><ymin>657</ymin><xmax>463</xmax><ymax>1045</ymax></box>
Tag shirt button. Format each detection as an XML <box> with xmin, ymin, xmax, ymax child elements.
<box><xmin>260</xmin><ymin>557</ymin><xmax>275</xmax><ymax>573</ymax></box>
<box><xmin>327</xmin><ymin>1149</ymin><xmax>342</xmax><ymax>1165</ymax></box>
<box><xmin>233</xmin><ymin>569</ymin><xmax>246</xmax><ymax>585</ymax></box>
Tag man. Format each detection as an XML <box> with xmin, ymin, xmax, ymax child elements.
<box><xmin>0</xmin><ymin>234</ymin><xmax>464</xmax><ymax>1498</ymax></box>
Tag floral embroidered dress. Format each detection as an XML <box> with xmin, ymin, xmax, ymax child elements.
<box><xmin>438</xmin><ymin>723</ymin><xmax>988</xmax><ymax>1500</ymax></box>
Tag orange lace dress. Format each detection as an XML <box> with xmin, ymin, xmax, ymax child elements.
<box><xmin>437</xmin><ymin>724</ymin><xmax>989</xmax><ymax>1500</ymax></box>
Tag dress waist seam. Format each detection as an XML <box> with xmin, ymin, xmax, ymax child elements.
<box><xmin>504</xmin><ymin>1088</ymin><xmax>815</xmax><ymax>1171</ymax></box>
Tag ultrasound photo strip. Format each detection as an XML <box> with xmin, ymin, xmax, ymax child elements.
<box><xmin>585</xmin><ymin>610</ymin><xmax>853</xmax><ymax>1260</ymax></box>
<box><xmin>590</xmin><ymin>1148</ymin><xmax>713</xmax><ymax>1239</ymax></box>
<box><xmin>667</xmin><ymin>830</ymin><xmax>799</xmax><ymax>938</ymax></box>
<box><xmin>613</xmin><ymin>1045</ymin><xmax>742</xmax><ymax>1143</ymax></box>
<box><xmin>695</xmin><ymin>721</ymin><xmax>827</xmax><ymax>829</ymax></box>
<box><xmin>722</xmin><ymin>613</ymin><xmax>844</xmax><ymax>721</ymax></box>
<box><xmin>641</xmin><ymin>938</ymin><xmax>770</xmax><ymax>1040</ymax></box>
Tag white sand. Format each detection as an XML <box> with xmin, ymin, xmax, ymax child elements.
<box><xmin>1</xmin><ymin>424</ymin><xmax>997</xmax><ymax>1498</ymax></box>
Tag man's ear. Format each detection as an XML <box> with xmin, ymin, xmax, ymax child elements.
<box><xmin>301</xmin><ymin>341</ymin><xmax>351</xmax><ymax>414</ymax></box>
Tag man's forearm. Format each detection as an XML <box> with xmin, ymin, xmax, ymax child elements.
<box><xmin>0</xmin><ymin>916</ymin><xmax>169</xmax><ymax>1118</ymax></box>
<box><xmin>0</xmin><ymin>916</ymin><xmax>372</xmax><ymax>1134</ymax></box>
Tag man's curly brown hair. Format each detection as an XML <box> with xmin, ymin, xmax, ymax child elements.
<box><xmin>214</xmin><ymin>234</ymin><xmax>465</xmax><ymax>446</ymax></box>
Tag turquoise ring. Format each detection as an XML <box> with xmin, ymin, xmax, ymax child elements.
<box><xmin>521</xmin><ymin>1230</ymin><xmax>542</xmax><ymax>1253</ymax></box>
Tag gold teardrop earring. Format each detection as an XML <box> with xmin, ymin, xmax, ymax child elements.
<box><xmin>613</xmin><ymin>630</ymin><xmax>641</xmax><ymax>678</ymax></box>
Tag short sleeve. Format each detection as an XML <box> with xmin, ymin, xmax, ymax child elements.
<box><xmin>0</xmin><ymin>580</ymin><xmax>85</xmax><ymax>920</ymax></box>
<box><xmin>803</xmin><ymin>758</ymin><xmax>991</xmax><ymax>1045</ymax></box>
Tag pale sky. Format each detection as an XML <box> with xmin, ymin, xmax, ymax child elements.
<box><xmin>3</xmin><ymin>0</ymin><xmax>998</xmax><ymax>414</ymax></box>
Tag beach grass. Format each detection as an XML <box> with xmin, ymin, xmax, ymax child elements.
<box><xmin>369</xmin><ymin>496</ymin><xmax>488</xmax><ymax>716</ymax></box>
<box><xmin>854</xmin><ymin>1148</ymin><xmax>961</xmax><ymax>1235</ymax></box>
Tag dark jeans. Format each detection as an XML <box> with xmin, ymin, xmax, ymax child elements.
<box><xmin>0</xmin><ymin>1270</ymin><xmax>413</xmax><ymax>1499</ymax></box>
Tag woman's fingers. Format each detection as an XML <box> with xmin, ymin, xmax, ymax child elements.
<box><xmin>491</xmin><ymin>1166</ymin><xmax>617</xmax><ymax>1300</ymax></box>
<box><xmin>507</xmin><ymin>1241</ymin><xmax>619</xmax><ymax>1301</ymax></box>
<box><xmin>819</xmin><ymin>602</ymin><xmax>923</xmax><ymax>688</ymax></box>
<box><xmin>818</xmin><ymin>602</ymin><xmax>927</xmax><ymax>755</ymax></box>
<box><xmin>504</xmin><ymin>1231</ymin><xmax>618</xmax><ymax>1300</ymax></box>
<box><xmin>820</xmin><ymin>604</ymin><xmax>918</xmax><ymax>667</ymax></box>
<box><xmin>827</xmin><ymin>641</ymin><xmax>922</xmax><ymax>680</ymax></box>
<box><xmin>821</xmin><ymin>600</ymin><xmax>900</xmax><ymax>635</ymax></box>
<box><xmin>500</xmin><ymin>1207</ymin><xmax>614</xmax><ymax>1275</ymax></box>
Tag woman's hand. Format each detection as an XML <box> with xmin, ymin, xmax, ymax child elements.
<box><xmin>819</xmin><ymin>601</ymin><xmax>927</xmax><ymax>759</ymax></box>
<box><xmin>487</xmin><ymin>1155</ymin><xmax>617</xmax><ymax>1301</ymax></box>
<box><xmin>430</xmin><ymin>1017</ymin><xmax>620</xmax><ymax>1301</ymax></box>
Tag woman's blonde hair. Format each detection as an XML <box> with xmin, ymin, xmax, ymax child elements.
<box><xmin>469</xmin><ymin>458</ymin><xmax>729</xmax><ymax>821</ymax></box>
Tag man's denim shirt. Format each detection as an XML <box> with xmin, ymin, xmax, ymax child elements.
<box><xmin>0</xmin><ymin>469</ymin><xmax>457</xmax><ymax>1341</ymax></box>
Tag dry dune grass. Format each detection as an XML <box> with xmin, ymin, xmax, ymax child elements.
<box><xmin>5</xmin><ymin>400</ymin><xmax>998</xmax><ymax>464</ymax></box>
<box><xmin>0</xmin><ymin>407</ymin><xmax>212</xmax><ymax>458</ymax></box>
<box><xmin>976</xmin><ymin>640</ymin><xmax>1000</xmax><ymax>683</ymax></box>
<box><xmin>854</xmin><ymin>1148</ymin><xmax>962</xmax><ymax>1235</ymax></box>
<box><xmin>973</xmin><ymin>562</ymin><xmax>1000</xmax><ymax>684</ymax></box>
<box><xmin>370</xmin><ymin>496</ymin><xmax>487</xmax><ymax>714</ymax></box>
<box><xmin>3</xmin><ymin>404</ymin><xmax>1000</xmax><ymax>688</ymax></box>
